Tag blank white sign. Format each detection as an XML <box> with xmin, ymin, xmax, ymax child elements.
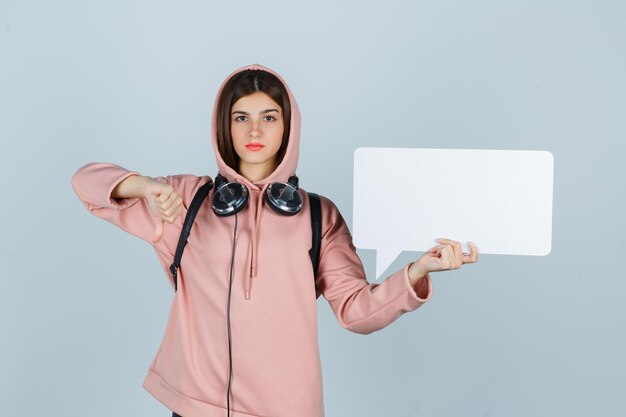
<box><xmin>353</xmin><ymin>147</ymin><xmax>554</xmax><ymax>279</ymax></box>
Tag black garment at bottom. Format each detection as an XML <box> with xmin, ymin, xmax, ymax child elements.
<box><xmin>172</xmin><ymin>412</ymin><xmax>182</xmax><ymax>417</ymax></box>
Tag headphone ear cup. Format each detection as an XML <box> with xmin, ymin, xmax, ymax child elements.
<box><xmin>212</xmin><ymin>182</ymin><xmax>249</xmax><ymax>216</ymax></box>
<box><xmin>265</xmin><ymin>182</ymin><xmax>303</xmax><ymax>216</ymax></box>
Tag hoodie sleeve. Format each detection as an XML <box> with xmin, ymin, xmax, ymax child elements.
<box><xmin>315</xmin><ymin>196</ymin><xmax>432</xmax><ymax>335</ymax></box>
<box><xmin>70</xmin><ymin>162</ymin><xmax>211</xmax><ymax>248</ymax></box>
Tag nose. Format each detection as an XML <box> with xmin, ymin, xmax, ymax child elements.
<box><xmin>249</xmin><ymin>119</ymin><xmax>262</xmax><ymax>138</ymax></box>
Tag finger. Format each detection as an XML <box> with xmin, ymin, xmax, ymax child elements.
<box><xmin>442</xmin><ymin>244</ymin><xmax>464</xmax><ymax>269</ymax></box>
<box><xmin>462</xmin><ymin>242</ymin><xmax>479</xmax><ymax>263</ymax></box>
<box><xmin>161</xmin><ymin>191</ymin><xmax>179</xmax><ymax>210</ymax></box>
<box><xmin>159</xmin><ymin>193</ymin><xmax>176</xmax><ymax>211</ymax></box>
<box><xmin>437</xmin><ymin>238</ymin><xmax>465</xmax><ymax>262</ymax></box>
<box><xmin>432</xmin><ymin>240</ymin><xmax>448</xmax><ymax>255</ymax></box>
<box><xmin>156</xmin><ymin>189</ymin><xmax>173</xmax><ymax>206</ymax></box>
<box><xmin>165</xmin><ymin>204</ymin><xmax>183</xmax><ymax>223</ymax></box>
<box><xmin>161</xmin><ymin>195</ymin><xmax>180</xmax><ymax>215</ymax></box>
<box><xmin>437</xmin><ymin>245</ymin><xmax>452</xmax><ymax>264</ymax></box>
<box><xmin>432</xmin><ymin>245</ymin><xmax>445</xmax><ymax>256</ymax></box>
<box><xmin>152</xmin><ymin>218</ymin><xmax>164</xmax><ymax>243</ymax></box>
<box><xmin>425</xmin><ymin>244</ymin><xmax>441</xmax><ymax>253</ymax></box>
<box><xmin>167</xmin><ymin>196</ymin><xmax>183</xmax><ymax>218</ymax></box>
<box><xmin>149</xmin><ymin>183</ymin><xmax>172</xmax><ymax>206</ymax></box>
<box><xmin>436</xmin><ymin>238</ymin><xmax>462</xmax><ymax>255</ymax></box>
<box><xmin>436</xmin><ymin>238</ymin><xmax>461</xmax><ymax>246</ymax></box>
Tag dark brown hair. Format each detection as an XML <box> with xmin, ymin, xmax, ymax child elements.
<box><xmin>216</xmin><ymin>69</ymin><xmax>291</xmax><ymax>174</ymax></box>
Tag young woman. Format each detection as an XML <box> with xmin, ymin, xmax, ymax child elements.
<box><xmin>71</xmin><ymin>63</ymin><xmax>478</xmax><ymax>417</ymax></box>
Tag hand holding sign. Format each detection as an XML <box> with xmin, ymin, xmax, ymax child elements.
<box><xmin>408</xmin><ymin>238</ymin><xmax>479</xmax><ymax>285</ymax></box>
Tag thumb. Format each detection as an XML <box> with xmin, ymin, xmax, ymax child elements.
<box><xmin>152</xmin><ymin>218</ymin><xmax>164</xmax><ymax>243</ymax></box>
<box><xmin>145</xmin><ymin>182</ymin><xmax>162</xmax><ymax>217</ymax></box>
<box><xmin>145</xmin><ymin>182</ymin><xmax>165</xmax><ymax>243</ymax></box>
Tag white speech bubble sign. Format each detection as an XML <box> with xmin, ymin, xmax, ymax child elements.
<box><xmin>353</xmin><ymin>147</ymin><xmax>554</xmax><ymax>280</ymax></box>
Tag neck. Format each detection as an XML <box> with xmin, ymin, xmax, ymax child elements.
<box><xmin>239</xmin><ymin>161</ymin><xmax>276</xmax><ymax>182</ymax></box>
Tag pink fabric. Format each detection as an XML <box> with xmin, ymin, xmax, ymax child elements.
<box><xmin>70</xmin><ymin>63</ymin><xmax>432</xmax><ymax>417</ymax></box>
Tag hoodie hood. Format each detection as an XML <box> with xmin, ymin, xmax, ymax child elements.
<box><xmin>210</xmin><ymin>64</ymin><xmax>302</xmax><ymax>300</ymax></box>
<box><xmin>211</xmin><ymin>63</ymin><xmax>301</xmax><ymax>191</ymax></box>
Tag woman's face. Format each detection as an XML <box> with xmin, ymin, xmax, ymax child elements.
<box><xmin>230</xmin><ymin>91</ymin><xmax>284</xmax><ymax>179</ymax></box>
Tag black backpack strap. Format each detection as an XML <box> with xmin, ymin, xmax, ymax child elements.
<box><xmin>308</xmin><ymin>192</ymin><xmax>322</xmax><ymax>284</ymax></box>
<box><xmin>169</xmin><ymin>179</ymin><xmax>214</xmax><ymax>292</ymax></box>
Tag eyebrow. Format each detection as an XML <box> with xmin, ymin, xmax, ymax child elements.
<box><xmin>231</xmin><ymin>108</ymin><xmax>280</xmax><ymax>116</ymax></box>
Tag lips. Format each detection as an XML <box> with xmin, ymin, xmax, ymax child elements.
<box><xmin>246</xmin><ymin>144</ymin><xmax>265</xmax><ymax>151</ymax></box>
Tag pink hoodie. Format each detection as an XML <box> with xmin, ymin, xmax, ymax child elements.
<box><xmin>71</xmin><ymin>63</ymin><xmax>432</xmax><ymax>417</ymax></box>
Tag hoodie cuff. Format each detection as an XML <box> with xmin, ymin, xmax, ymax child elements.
<box><xmin>412</xmin><ymin>272</ymin><xmax>432</xmax><ymax>301</ymax></box>
<box><xmin>403</xmin><ymin>261</ymin><xmax>432</xmax><ymax>304</ymax></box>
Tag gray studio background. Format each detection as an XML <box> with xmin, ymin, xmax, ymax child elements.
<box><xmin>2</xmin><ymin>0</ymin><xmax>625</xmax><ymax>416</ymax></box>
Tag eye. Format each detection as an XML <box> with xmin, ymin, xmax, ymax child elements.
<box><xmin>264</xmin><ymin>115</ymin><xmax>276</xmax><ymax>122</ymax></box>
<box><xmin>234</xmin><ymin>115</ymin><xmax>246</xmax><ymax>122</ymax></box>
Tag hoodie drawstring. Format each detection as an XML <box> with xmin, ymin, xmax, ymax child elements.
<box><xmin>244</xmin><ymin>183</ymin><xmax>269</xmax><ymax>300</ymax></box>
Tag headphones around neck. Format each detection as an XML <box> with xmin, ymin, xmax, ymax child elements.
<box><xmin>211</xmin><ymin>172</ymin><xmax>303</xmax><ymax>217</ymax></box>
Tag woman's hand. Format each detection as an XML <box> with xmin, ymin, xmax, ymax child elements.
<box><xmin>144</xmin><ymin>180</ymin><xmax>184</xmax><ymax>243</ymax></box>
<box><xmin>110</xmin><ymin>174</ymin><xmax>184</xmax><ymax>243</ymax></box>
<box><xmin>408</xmin><ymin>238</ymin><xmax>479</xmax><ymax>285</ymax></box>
